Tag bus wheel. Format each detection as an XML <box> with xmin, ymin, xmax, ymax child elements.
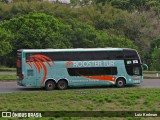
<box><xmin>57</xmin><ymin>80</ymin><xmax>68</xmax><ymax>90</ymax></box>
<box><xmin>116</xmin><ymin>78</ymin><xmax>125</xmax><ymax>88</ymax></box>
<box><xmin>45</xmin><ymin>81</ymin><xmax>56</xmax><ymax>90</ymax></box>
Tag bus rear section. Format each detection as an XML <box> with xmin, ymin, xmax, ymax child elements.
<box><xmin>17</xmin><ymin>50</ymin><xmax>24</xmax><ymax>86</ymax></box>
<box><xmin>17</xmin><ymin>50</ymin><xmax>52</xmax><ymax>87</ymax></box>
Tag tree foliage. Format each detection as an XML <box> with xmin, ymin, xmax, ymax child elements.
<box><xmin>0</xmin><ymin>13</ymin><xmax>71</xmax><ymax>66</ymax></box>
<box><xmin>0</xmin><ymin>1</ymin><xmax>159</xmax><ymax>69</ymax></box>
<box><xmin>151</xmin><ymin>48</ymin><xmax>160</xmax><ymax>70</ymax></box>
<box><xmin>0</xmin><ymin>12</ymin><xmax>136</xmax><ymax>66</ymax></box>
<box><xmin>94</xmin><ymin>0</ymin><xmax>160</xmax><ymax>12</ymax></box>
<box><xmin>1</xmin><ymin>13</ymin><xmax>70</xmax><ymax>49</ymax></box>
<box><xmin>0</xmin><ymin>28</ymin><xmax>13</xmax><ymax>56</ymax></box>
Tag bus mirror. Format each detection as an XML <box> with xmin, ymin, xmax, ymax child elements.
<box><xmin>142</xmin><ymin>64</ymin><xmax>148</xmax><ymax>70</ymax></box>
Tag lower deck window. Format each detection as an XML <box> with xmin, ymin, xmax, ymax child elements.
<box><xmin>67</xmin><ymin>67</ymin><xmax>117</xmax><ymax>76</ymax></box>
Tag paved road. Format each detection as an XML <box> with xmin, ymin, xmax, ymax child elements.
<box><xmin>0</xmin><ymin>71</ymin><xmax>16</xmax><ymax>75</ymax></box>
<box><xmin>0</xmin><ymin>79</ymin><xmax>159</xmax><ymax>93</ymax></box>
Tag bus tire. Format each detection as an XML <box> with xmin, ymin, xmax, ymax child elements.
<box><xmin>116</xmin><ymin>78</ymin><xmax>125</xmax><ymax>88</ymax></box>
<box><xmin>57</xmin><ymin>80</ymin><xmax>68</xmax><ymax>90</ymax></box>
<box><xmin>45</xmin><ymin>80</ymin><xmax>56</xmax><ymax>90</ymax></box>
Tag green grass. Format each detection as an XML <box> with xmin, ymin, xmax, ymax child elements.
<box><xmin>0</xmin><ymin>74</ymin><xmax>16</xmax><ymax>80</ymax></box>
<box><xmin>143</xmin><ymin>71</ymin><xmax>160</xmax><ymax>74</ymax></box>
<box><xmin>0</xmin><ymin>66</ymin><xmax>16</xmax><ymax>71</ymax></box>
<box><xmin>0</xmin><ymin>88</ymin><xmax>160</xmax><ymax>119</ymax></box>
<box><xmin>144</xmin><ymin>76</ymin><xmax>160</xmax><ymax>79</ymax></box>
<box><xmin>0</xmin><ymin>88</ymin><xmax>159</xmax><ymax>111</ymax></box>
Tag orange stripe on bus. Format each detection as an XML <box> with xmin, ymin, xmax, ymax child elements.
<box><xmin>83</xmin><ymin>76</ymin><xmax>116</xmax><ymax>82</ymax></box>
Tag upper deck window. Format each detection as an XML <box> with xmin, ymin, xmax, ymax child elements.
<box><xmin>26</xmin><ymin>51</ymin><xmax>124</xmax><ymax>61</ymax></box>
<box><xmin>123</xmin><ymin>49</ymin><xmax>139</xmax><ymax>59</ymax></box>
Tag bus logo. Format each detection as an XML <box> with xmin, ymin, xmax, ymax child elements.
<box><xmin>26</xmin><ymin>54</ymin><xmax>54</xmax><ymax>86</ymax></box>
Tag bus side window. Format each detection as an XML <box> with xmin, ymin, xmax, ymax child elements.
<box><xmin>78</xmin><ymin>52</ymin><xmax>94</xmax><ymax>61</ymax></box>
<box><xmin>104</xmin><ymin>67</ymin><xmax>118</xmax><ymax>75</ymax></box>
<box><xmin>111</xmin><ymin>67</ymin><xmax>118</xmax><ymax>75</ymax></box>
<box><xmin>27</xmin><ymin>69</ymin><xmax>34</xmax><ymax>76</ymax></box>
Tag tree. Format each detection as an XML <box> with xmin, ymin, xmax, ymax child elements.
<box><xmin>66</xmin><ymin>21</ymin><xmax>98</xmax><ymax>48</ymax></box>
<box><xmin>1</xmin><ymin>13</ymin><xmax>71</xmax><ymax>49</ymax></box>
<box><xmin>1</xmin><ymin>2</ymin><xmax>157</xmax><ymax>68</ymax></box>
<box><xmin>149</xmin><ymin>38</ymin><xmax>160</xmax><ymax>70</ymax></box>
<box><xmin>96</xmin><ymin>31</ymin><xmax>137</xmax><ymax>49</ymax></box>
<box><xmin>151</xmin><ymin>38</ymin><xmax>160</xmax><ymax>50</ymax></box>
<box><xmin>0</xmin><ymin>28</ymin><xmax>12</xmax><ymax>56</ymax></box>
<box><xmin>70</xmin><ymin>0</ymin><xmax>93</xmax><ymax>7</ymax></box>
<box><xmin>0</xmin><ymin>13</ymin><xmax>72</xmax><ymax>66</ymax></box>
<box><xmin>62</xmin><ymin>20</ymin><xmax>137</xmax><ymax>49</ymax></box>
<box><xmin>151</xmin><ymin>48</ymin><xmax>160</xmax><ymax>70</ymax></box>
<box><xmin>0</xmin><ymin>0</ymin><xmax>8</xmax><ymax>3</ymax></box>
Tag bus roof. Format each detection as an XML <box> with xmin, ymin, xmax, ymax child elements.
<box><xmin>18</xmin><ymin>48</ymin><xmax>135</xmax><ymax>53</ymax></box>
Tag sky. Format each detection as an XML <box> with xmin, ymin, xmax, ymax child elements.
<box><xmin>47</xmin><ymin>0</ymin><xmax>70</xmax><ymax>3</ymax></box>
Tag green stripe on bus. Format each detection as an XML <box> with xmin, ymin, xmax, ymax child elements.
<box><xmin>23</xmin><ymin>52</ymin><xmax>26</xmax><ymax>58</ymax></box>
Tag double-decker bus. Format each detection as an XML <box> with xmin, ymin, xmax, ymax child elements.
<box><xmin>17</xmin><ymin>48</ymin><xmax>143</xmax><ymax>90</ymax></box>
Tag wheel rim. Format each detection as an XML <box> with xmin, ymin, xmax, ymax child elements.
<box><xmin>118</xmin><ymin>81</ymin><xmax>123</xmax><ymax>86</ymax></box>
<box><xmin>48</xmin><ymin>84</ymin><xmax>52</xmax><ymax>88</ymax></box>
<box><xmin>59</xmin><ymin>82</ymin><xmax>65</xmax><ymax>89</ymax></box>
<box><xmin>48</xmin><ymin>83</ymin><xmax>53</xmax><ymax>88</ymax></box>
<box><xmin>58</xmin><ymin>81</ymin><xmax>67</xmax><ymax>90</ymax></box>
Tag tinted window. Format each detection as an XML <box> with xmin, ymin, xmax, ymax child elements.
<box><xmin>78</xmin><ymin>52</ymin><xmax>94</xmax><ymax>60</ymax></box>
<box><xmin>67</xmin><ymin>67</ymin><xmax>117</xmax><ymax>76</ymax></box>
<box><xmin>133</xmin><ymin>67</ymin><xmax>141</xmax><ymax>75</ymax></box>
<box><xmin>26</xmin><ymin>53</ymin><xmax>40</xmax><ymax>60</ymax></box>
<box><xmin>50</xmin><ymin>51</ymin><xmax>123</xmax><ymax>61</ymax></box>
<box><xmin>50</xmin><ymin>52</ymin><xmax>64</xmax><ymax>61</ymax></box>
<box><xmin>17</xmin><ymin>51</ymin><xmax>23</xmax><ymax>80</ymax></box>
<box><xmin>93</xmin><ymin>51</ymin><xmax>110</xmax><ymax>60</ymax></box>
<box><xmin>17</xmin><ymin>52</ymin><xmax>22</xmax><ymax>71</ymax></box>
<box><xmin>26</xmin><ymin>51</ymin><xmax>124</xmax><ymax>61</ymax></box>
<box><xmin>62</xmin><ymin>52</ymin><xmax>80</xmax><ymax>61</ymax></box>
<box><xmin>125</xmin><ymin>65</ymin><xmax>142</xmax><ymax>76</ymax></box>
<box><xmin>123</xmin><ymin>49</ymin><xmax>139</xmax><ymax>59</ymax></box>
<box><xmin>109</xmin><ymin>51</ymin><xmax>124</xmax><ymax>60</ymax></box>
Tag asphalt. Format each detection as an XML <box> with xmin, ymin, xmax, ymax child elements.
<box><xmin>0</xmin><ymin>79</ymin><xmax>159</xmax><ymax>93</ymax></box>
